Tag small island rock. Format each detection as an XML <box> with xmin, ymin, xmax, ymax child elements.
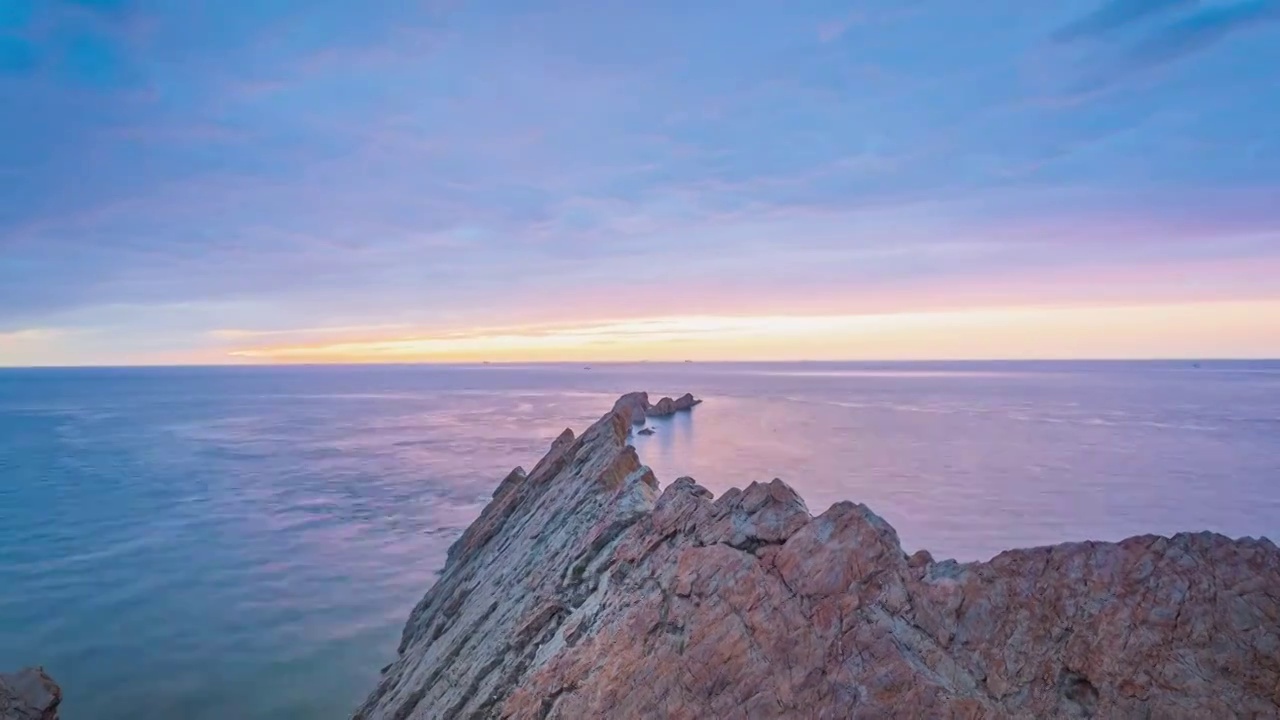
<box><xmin>1</xmin><ymin>668</ymin><xmax>61</xmax><ymax>720</ymax></box>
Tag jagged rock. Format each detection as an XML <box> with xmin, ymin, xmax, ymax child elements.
<box><xmin>356</xmin><ymin>395</ymin><xmax>1280</xmax><ymax>720</ymax></box>
<box><xmin>1</xmin><ymin>668</ymin><xmax>60</xmax><ymax>720</ymax></box>
<box><xmin>612</xmin><ymin>392</ymin><xmax>650</xmax><ymax>425</ymax></box>
<box><xmin>491</xmin><ymin>467</ymin><xmax>526</xmax><ymax>499</ymax></box>
<box><xmin>636</xmin><ymin>427</ymin><xmax>655</xmax><ymax>436</ymax></box>
<box><xmin>672</xmin><ymin>392</ymin><xmax>701</xmax><ymax>411</ymax></box>
<box><xmin>616</xmin><ymin>391</ymin><xmax>701</xmax><ymax>420</ymax></box>
<box><xmin>646</xmin><ymin>393</ymin><xmax>700</xmax><ymax>417</ymax></box>
<box><xmin>646</xmin><ymin>396</ymin><xmax>677</xmax><ymax>416</ymax></box>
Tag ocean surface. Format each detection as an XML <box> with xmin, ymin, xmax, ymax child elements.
<box><xmin>2</xmin><ymin>361</ymin><xmax>1278</xmax><ymax>719</ymax></box>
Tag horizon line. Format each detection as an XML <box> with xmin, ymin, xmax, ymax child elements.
<box><xmin>1</xmin><ymin>357</ymin><xmax>1276</xmax><ymax>371</ymax></box>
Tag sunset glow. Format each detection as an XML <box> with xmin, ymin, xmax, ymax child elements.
<box><xmin>2</xmin><ymin>1</ymin><xmax>1278</xmax><ymax>366</ymax></box>
<box><xmin>217</xmin><ymin>301</ymin><xmax>1280</xmax><ymax>364</ymax></box>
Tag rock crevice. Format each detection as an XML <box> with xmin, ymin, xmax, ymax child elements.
<box><xmin>355</xmin><ymin>394</ymin><xmax>1280</xmax><ymax>720</ymax></box>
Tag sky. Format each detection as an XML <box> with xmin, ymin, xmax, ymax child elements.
<box><xmin>1</xmin><ymin>0</ymin><xmax>1278</xmax><ymax>365</ymax></box>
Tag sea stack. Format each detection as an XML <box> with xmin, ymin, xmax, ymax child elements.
<box><xmin>611</xmin><ymin>391</ymin><xmax>702</xmax><ymax>424</ymax></box>
<box><xmin>1</xmin><ymin>668</ymin><xmax>61</xmax><ymax>720</ymax></box>
<box><xmin>355</xmin><ymin>395</ymin><xmax>1280</xmax><ymax>719</ymax></box>
<box><xmin>646</xmin><ymin>393</ymin><xmax>702</xmax><ymax>417</ymax></box>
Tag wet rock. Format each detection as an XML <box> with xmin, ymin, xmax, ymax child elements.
<box><xmin>1</xmin><ymin>668</ymin><xmax>61</xmax><ymax>720</ymax></box>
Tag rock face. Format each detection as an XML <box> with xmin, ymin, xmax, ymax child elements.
<box><xmin>612</xmin><ymin>391</ymin><xmax>652</xmax><ymax>425</ymax></box>
<box><xmin>1</xmin><ymin>668</ymin><xmax>60</xmax><ymax>720</ymax></box>
<box><xmin>610</xmin><ymin>391</ymin><xmax>702</xmax><ymax>423</ymax></box>
<box><xmin>647</xmin><ymin>392</ymin><xmax>702</xmax><ymax>417</ymax></box>
<box><xmin>647</xmin><ymin>396</ymin><xmax>677</xmax><ymax>417</ymax></box>
<box><xmin>672</xmin><ymin>392</ymin><xmax>699</xmax><ymax>411</ymax></box>
<box><xmin>356</xmin><ymin>396</ymin><xmax>1280</xmax><ymax>720</ymax></box>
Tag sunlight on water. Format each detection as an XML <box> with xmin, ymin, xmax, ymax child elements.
<box><xmin>1</xmin><ymin>362</ymin><xmax>1277</xmax><ymax>719</ymax></box>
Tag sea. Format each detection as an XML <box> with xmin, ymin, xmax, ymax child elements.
<box><xmin>1</xmin><ymin>361</ymin><xmax>1277</xmax><ymax>719</ymax></box>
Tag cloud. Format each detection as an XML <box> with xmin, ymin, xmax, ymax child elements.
<box><xmin>0</xmin><ymin>327</ymin><xmax>83</xmax><ymax>365</ymax></box>
<box><xmin>0</xmin><ymin>328</ymin><xmax>65</xmax><ymax>344</ymax></box>
<box><xmin>1</xmin><ymin>0</ymin><xmax>145</xmax><ymax>68</ymax></box>
<box><xmin>1053</xmin><ymin>0</ymin><xmax>1196</xmax><ymax>42</ymax></box>
<box><xmin>209</xmin><ymin>324</ymin><xmax>412</xmax><ymax>340</ymax></box>
<box><xmin>1124</xmin><ymin>0</ymin><xmax>1280</xmax><ymax>67</ymax></box>
<box><xmin>223</xmin><ymin>301</ymin><xmax>1280</xmax><ymax>363</ymax></box>
<box><xmin>3</xmin><ymin>0</ymin><xmax>1280</xmax><ymax>363</ymax></box>
<box><xmin>1061</xmin><ymin>1</ymin><xmax>1280</xmax><ymax>91</ymax></box>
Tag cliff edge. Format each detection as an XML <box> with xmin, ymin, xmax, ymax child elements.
<box><xmin>1</xmin><ymin>668</ymin><xmax>60</xmax><ymax>720</ymax></box>
<box><xmin>355</xmin><ymin>394</ymin><xmax>1280</xmax><ymax>719</ymax></box>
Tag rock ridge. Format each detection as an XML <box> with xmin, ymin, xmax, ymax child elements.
<box><xmin>355</xmin><ymin>394</ymin><xmax>1280</xmax><ymax>720</ymax></box>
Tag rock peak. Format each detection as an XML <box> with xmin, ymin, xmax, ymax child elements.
<box><xmin>356</xmin><ymin>395</ymin><xmax>1280</xmax><ymax>720</ymax></box>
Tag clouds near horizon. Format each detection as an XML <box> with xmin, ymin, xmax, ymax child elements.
<box><xmin>2</xmin><ymin>0</ymin><xmax>1278</xmax><ymax>364</ymax></box>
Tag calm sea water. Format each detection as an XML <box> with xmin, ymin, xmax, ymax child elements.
<box><xmin>2</xmin><ymin>362</ymin><xmax>1278</xmax><ymax>719</ymax></box>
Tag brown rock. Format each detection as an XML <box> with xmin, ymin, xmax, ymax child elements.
<box><xmin>611</xmin><ymin>392</ymin><xmax>650</xmax><ymax>425</ymax></box>
<box><xmin>646</xmin><ymin>396</ymin><xmax>677</xmax><ymax>417</ymax></box>
<box><xmin>613</xmin><ymin>392</ymin><xmax>700</xmax><ymax>421</ymax></box>
<box><xmin>355</xmin><ymin>395</ymin><xmax>1280</xmax><ymax>720</ymax></box>
<box><xmin>673</xmin><ymin>392</ymin><xmax>701</xmax><ymax>411</ymax></box>
<box><xmin>491</xmin><ymin>466</ymin><xmax>526</xmax><ymax>499</ymax></box>
<box><xmin>645</xmin><ymin>393</ymin><xmax>700</xmax><ymax>417</ymax></box>
<box><xmin>1</xmin><ymin>668</ymin><xmax>61</xmax><ymax>720</ymax></box>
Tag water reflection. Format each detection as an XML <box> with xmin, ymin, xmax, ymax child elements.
<box><xmin>1</xmin><ymin>362</ymin><xmax>1277</xmax><ymax>720</ymax></box>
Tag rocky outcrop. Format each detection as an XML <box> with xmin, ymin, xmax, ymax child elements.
<box><xmin>1</xmin><ymin>668</ymin><xmax>60</xmax><ymax>720</ymax></box>
<box><xmin>355</xmin><ymin>395</ymin><xmax>1280</xmax><ymax>720</ymax></box>
<box><xmin>612</xmin><ymin>392</ymin><xmax>652</xmax><ymax>425</ymax></box>
<box><xmin>646</xmin><ymin>392</ymin><xmax>702</xmax><ymax>418</ymax></box>
<box><xmin>610</xmin><ymin>391</ymin><xmax>701</xmax><ymax>424</ymax></box>
<box><xmin>672</xmin><ymin>392</ymin><xmax>699</xmax><ymax>411</ymax></box>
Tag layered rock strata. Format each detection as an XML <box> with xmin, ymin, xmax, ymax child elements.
<box><xmin>356</xmin><ymin>395</ymin><xmax>1280</xmax><ymax>720</ymax></box>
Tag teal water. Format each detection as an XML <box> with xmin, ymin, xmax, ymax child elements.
<box><xmin>2</xmin><ymin>362</ymin><xmax>1278</xmax><ymax>719</ymax></box>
